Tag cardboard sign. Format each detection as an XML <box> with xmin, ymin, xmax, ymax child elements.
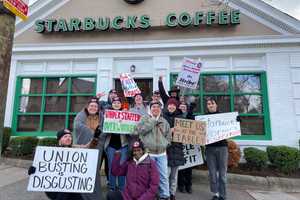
<box><xmin>103</xmin><ymin>110</ymin><xmax>141</xmax><ymax>134</ymax></box>
<box><xmin>4</xmin><ymin>0</ymin><xmax>29</xmax><ymax>21</ymax></box>
<box><xmin>175</xmin><ymin>57</ymin><xmax>202</xmax><ymax>89</ymax></box>
<box><xmin>173</xmin><ymin>118</ymin><xmax>206</xmax><ymax>145</ymax></box>
<box><xmin>195</xmin><ymin>112</ymin><xmax>241</xmax><ymax>144</ymax></box>
<box><xmin>120</xmin><ymin>73</ymin><xmax>141</xmax><ymax>97</ymax></box>
<box><xmin>27</xmin><ymin>146</ymin><xmax>99</xmax><ymax>193</ymax></box>
<box><xmin>179</xmin><ymin>144</ymin><xmax>204</xmax><ymax>170</ymax></box>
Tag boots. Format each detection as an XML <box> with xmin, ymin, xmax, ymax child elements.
<box><xmin>170</xmin><ymin>194</ymin><xmax>176</xmax><ymax>200</ymax></box>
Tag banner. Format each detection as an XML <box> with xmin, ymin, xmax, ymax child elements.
<box><xmin>195</xmin><ymin>112</ymin><xmax>241</xmax><ymax>144</ymax></box>
<box><xmin>3</xmin><ymin>0</ymin><xmax>29</xmax><ymax>21</ymax></box>
<box><xmin>179</xmin><ymin>144</ymin><xmax>204</xmax><ymax>170</ymax></box>
<box><xmin>173</xmin><ymin>118</ymin><xmax>206</xmax><ymax>145</ymax></box>
<box><xmin>103</xmin><ymin>110</ymin><xmax>141</xmax><ymax>134</ymax></box>
<box><xmin>175</xmin><ymin>57</ymin><xmax>202</xmax><ymax>89</ymax></box>
<box><xmin>120</xmin><ymin>73</ymin><xmax>141</xmax><ymax>97</ymax></box>
<box><xmin>27</xmin><ymin>146</ymin><xmax>99</xmax><ymax>193</ymax></box>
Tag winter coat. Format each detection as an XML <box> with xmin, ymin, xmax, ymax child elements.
<box><xmin>130</xmin><ymin>105</ymin><xmax>148</xmax><ymax>116</ymax></box>
<box><xmin>74</xmin><ymin>110</ymin><xmax>105</xmax><ymax>200</ymax></box>
<box><xmin>133</xmin><ymin>114</ymin><xmax>171</xmax><ymax>154</ymax></box>
<box><xmin>163</xmin><ymin>110</ymin><xmax>185</xmax><ymax>167</ymax></box>
<box><xmin>112</xmin><ymin>153</ymin><xmax>159</xmax><ymax>200</ymax></box>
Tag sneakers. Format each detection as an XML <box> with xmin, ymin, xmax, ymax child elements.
<box><xmin>170</xmin><ymin>195</ymin><xmax>176</xmax><ymax>200</ymax></box>
<box><xmin>186</xmin><ymin>187</ymin><xmax>192</xmax><ymax>194</ymax></box>
<box><xmin>211</xmin><ymin>195</ymin><xmax>219</xmax><ymax>200</ymax></box>
<box><xmin>178</xmin><ymin>186</ymin><xmax>185</xmax><ymax>193</ymax></box>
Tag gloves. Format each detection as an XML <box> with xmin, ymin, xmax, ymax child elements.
<box><xmin>28</xmin><ymin>166</ymin><xmax>36</xmax><ymax>175</ymax></box>
<box><xmin>94</xmin><ymin>125</ymin><xmax>102</xmax><ymax>138</ymax></box>
<box><xmin>236</xmin><ymin>116</ymin><xmax>242</xmax><ymax>122</ymax></box>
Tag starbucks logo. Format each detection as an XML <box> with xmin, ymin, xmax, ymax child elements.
<box><xmin>124</xmin><ymin>0</ymin><xmax>144</xmax><ymax>4</ymax></box>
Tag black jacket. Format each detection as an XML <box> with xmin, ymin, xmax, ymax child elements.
<box><xmin>163</xmin><ymin>110</ymin><xmax>185</xmax><ymax>167</ymax></box>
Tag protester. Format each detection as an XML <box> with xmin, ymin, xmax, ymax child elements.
<box><xmin>163</xmin><ymin>98</ymin><xmax>185</xmax><ymax>200</ymax></box>
<box><xmin>177</xmin><ymin>102</ymin><xmax>195</xmax><ymax>194</ymax></box>
<box><xmin>205</xmin><ymin>97</ymin><xmax>228</xmax><ymax>200</ymax></box>
<box><xmin>104</xmin><ymin>97</ymin><xmax>129</xmax><ymax>191</ymax></box>
<box><xmin>106</xmin><ymin>140</ymin><xmax>159</xmax><ymax>200</ymax></box>
<box><xmin>133</xmin><ymin>101</ymin><xmax>171</xmax><ymax>200</ymax></box>
<box><xmin>147</xmin><ymin>90</ymin><xmax>164</xmax><ymax>114</ymax></box>
<box><xmin>74</xmin><ymin>97</ymin><xmax>105</xmax><ymax>200</ymax></box>
<box><xmin>98</xmin><ymin>89</ymin><xmax>118</xmax><ymax>110</ymax></box>
<box><xmin>158</xmin><ymin>76</ymin><xmax>180</xmax><ymax>105</ymax></box>
<box><xmin>129</xmin><ymin>93</ymin><xmax>148</xmax><ymax>116</ymax></box>
<box><xmin>28</xmin><ymin>128</ymin><xmax>101</xmax><ymax>200</ymax></box>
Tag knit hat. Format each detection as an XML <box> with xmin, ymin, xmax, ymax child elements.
<box><xmin>153</xmin><ymin>90</ymin><xmax>160</xmax><ymax>95</ymax></box>
<box><xmin>149</xmin><ymin>101</ymin><xmax>162</xmax><ymax>108</ymax></box>
<box><xmin>56</xmin><ymin>129</ymin><xmax>72</xmax><ymax>141</ymax></box>
<box><xmin>112</xmin><ymin>97</ymin><xmax>121</xmax><ymax>103</ymax></box>
<box><xmin>167</xmin><ymin>98</ymin><xmax>179</xmax><ymax>107</ymax></box>
<box><xmin>168</xmin><ymin>86</ymin><xmax>180</xmax><ymax>95</ymax></box>
<box><xmin>132</xmin><ymin>140</ymin><xmax>145</xmax><ymax>150</ymax></box>
<box><xmin>88</xmin><ymin>97</ymin><xmax>99</xmax><ymax>106</ymax></box>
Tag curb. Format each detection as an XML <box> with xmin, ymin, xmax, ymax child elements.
<box><xmin>2</xmin><ymin>157</ymin><xmax>300</xmax><ymax>192</ymax></box>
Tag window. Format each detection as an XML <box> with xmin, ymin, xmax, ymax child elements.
<box><xmin>13</xmin><ymin>76</ymin><xmax>96</xmax><ymax>136</ymax></box>
<box><xmin>170</xmin><ymin>72</ymin><xmax>271</xmax><ymax>140</ymax></box>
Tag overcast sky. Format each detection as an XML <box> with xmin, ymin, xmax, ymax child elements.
<box><xmin>28</xmin><ymin>0</ymin><xmax>300</xmax><ymax>20</ymax></box>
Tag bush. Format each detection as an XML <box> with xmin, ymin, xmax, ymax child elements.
<box><xmin>266</xmin><ymin>145</ymin><xmax>300</xmax><ymax>174</ymax></box>
<box><xmin>1</xmin><ymin>127</ymin><xmax>11</xmax><ymax>153</ymax></box>
<box><xmin>9</xmin><ymin>136</ymin><xmax>38</xmax><ymax>156</ymax></box>
<box><xmin>38</xmin><ymin>138</ymin><xmax>57</xmax><ymax>147</ymax></box>
<box><xmin>244</xmin><ymin>147</ymin><xmax>268</xmax><ymax>170</ymax></box>
<box><xmin>228</xmin><ymin>140</ymin><xmax>241</xmax><ymax>168</ymax></box>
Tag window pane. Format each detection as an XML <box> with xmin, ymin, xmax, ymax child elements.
<box><xmin>43</xmin><ymin>115</ymin><xmax>66</xmax><ymax>131</ymax></box>
<box><xmin>71</xmin><ymin>77</ymin><xmax>95</xmax><ymax>93</ymax></box>
<box><xmin>234</xmin><ymin>95</ymin><xmax>262</xmax><ymax>113</ymax></box>
<box><xmin>70</xmin><ymin>96</ymin><xmax>91</xmax><ymax>112</ymax></box>
<box><xmin>17</xmin><ymin>115</ymin><xmax>40</xmax><ymax>131</ymax></box>
<box><xmin>234</xmin><ymin>75</ymin><xmax>261</xmax><ymax>93</ymax></box>
<box><xmin>21</xmin><ymin>78</ymin><xmax>43</xmax><ymax>94</ymax></box>
<box><xmin>68</xmin><ymin>115</ymin><xmax>76</xmax><ymax>131</ymax></box>
<box><xmin>19</xmin><ymin>96</ymin><xmax>42</xmax><ymax>113</ymax></box>
<box><xmin>45</xmin><ymin>97</ymin><xmax>67</xmax><ymax>112</ymax></box>
<box><xmin>46</xmin><ymin>78</ymin><xmax>68</xmax><ymax>94</ymax></box>
<box><xmin>203</xmin><ymin>75</ymin><xmax>229</xmax><ymax>93</ymax></box>
<box><xmin>203</xmin><ymin>95</ymin><xmax>231</xmax><ymax>113</ymax></box>
<box><xmin>240</xmin><ymin>116</ymin><xmax>264</xmax><ymax>135</ymax></box>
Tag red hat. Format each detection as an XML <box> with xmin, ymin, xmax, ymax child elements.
<box><xmin>132</xmin><ymin>140</ymin><xmax>144</xmax><ymax>150</ymax></box>
<box><xmin>167</xmin><ymin>98</ymin><xmax>179</xmax><ymax>107</ymax></box>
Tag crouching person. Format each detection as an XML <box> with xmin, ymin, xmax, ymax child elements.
<box><xmin>106</xmin><ymin>140</ymin><xmax>159</xmax><ymax>200</ymax></box>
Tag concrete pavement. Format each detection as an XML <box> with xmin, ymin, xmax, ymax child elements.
<box><xmin>1</xmin><ymin>163</ymin><xmax>300</xmax><ymax>200</ymax></box>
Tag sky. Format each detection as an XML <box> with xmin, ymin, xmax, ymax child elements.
<box><xmin>28</xmin><ymin>0</ymin><xmax>300</xmax><ymax>20</ymax></box>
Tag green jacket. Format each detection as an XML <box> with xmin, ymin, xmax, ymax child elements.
<box><xmin>133</xmin><ymin>114</ymin><xmax>171</xmax><ymax>154</ymax></box>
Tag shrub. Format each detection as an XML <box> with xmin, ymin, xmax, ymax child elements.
<box><xmin>244</xmin><ymin>147</ymin><xmax>268</xmax><ymax>170</ymax></box>
<box><xmin>9</xmin><ymin>136</ymin><xmax>38</xmax><ymax>156</ymax></box>
<box><xmin>266</xmin><ymin>145</ymin><xmax>300</xmax><ymax>174</ymax></box>
<box><xmin>228</xmin><ymin>140</ymin><xmax>241</xmax><ymax>168</ymax></box>
<box><xmin>1</xmin><ymin>127</ymin><xmax>11</xmax><ymax>153</ymax></box>
<box><xmin>38</xmin><ymin>138</ymin><xmax>57</xmax><ymax>147</ymax></box>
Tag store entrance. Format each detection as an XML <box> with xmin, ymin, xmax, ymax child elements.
<box><xmin>114</xmin><ymin>78</ymin><xmax>153</xmax><ymax>102</ymax></box>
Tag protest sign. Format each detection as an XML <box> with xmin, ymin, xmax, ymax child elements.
<box><xmin>195</xmin><ymin>112</ymin><xmax>241</xmax><ymax>144</ymax></box>
<box><xmin>103</xmin><ymin>110</ymin><xmax>141</xmax><ymax>134</ymax></box>
<box><xmin>175</xmin><ymin>57</ymin><xmax>202</xmax><ymax>89</ymax></box>
<box><xmin>173</xmin><ymin>118</ymin><xmax>206</xmax><ymax>145</ymax></box>
<box><xmin>27</xmin><ymin>146</ymin><xmax>99</xmax><ymax>193</ymax></box>
<box><xmin>179</xmin><ymin>144</ymin><xmax>204</xmax><ymax>170</ymax></box>
<box><xmin>120</xmin><ymin>73</ymin><xmax>141</xmax><ymax>97</ymax></box>
<box><xmin>3</xmin><ymin>0</ymin><xmax>29</xmax><ymax>21</ymax></box>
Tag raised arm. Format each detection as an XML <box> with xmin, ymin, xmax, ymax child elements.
<box><xmin>158</xmin><ymin>76</ymin><xmax>169</xmax><ymax>105</ymax></box>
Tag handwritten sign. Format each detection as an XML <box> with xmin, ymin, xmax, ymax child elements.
<box><xmin>173</xmin><ymin>118</ymin><xmax>206</xmax><ymax>145</ymax></box>
<box><xmin>27</xmin><ymin>146</ymin><xmax>99</xmax><ymax>193</ymax></box>
<box><xmin>4</xmin><ymin>0</ymin><xmax>29</xmax><ymax>21</ymax></box>
<box><xmin>195</xmin><ymin>112</ymin><xmax>241</xmax><ymax>144</ymax></box>
<box><xmin>120</xmin><ymin>73</ymin><xmax>141</xmax><ymax>97</ymax></box>
<box><xmin>179</xmin><ymin>144</ymin><xmax>204</xmax><ymax>170</ymax></box>
<box><xmin>103</xmin><ymin>110</ymin><xmax>141</xmax><ymax>134</ymax></box>
<box><xmin>176</xmin><ymin>57</ymin><xmax>202</xmax><ymax>89</ymax></box>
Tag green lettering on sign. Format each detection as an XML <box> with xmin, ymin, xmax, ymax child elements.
<box><xmin>178</xmin><ymin>12</ymin><xmax>192</xmax><ymax>27</ymax></box>
<box><xmin>68</xmin><ymin>18</ymin><xmax>81</xmax><ymax>32</ymax></box>
<box><xmin>35</xmin><ymin>20</ymin><xmax>45</xmax><ymax>33</ymax></box>
<box><xmin>206</xmin><ymin>11</ymin><xmax>216</xmax><ymax>25</ymax></box>
<box><xmin>96</xmin><ymin>17</ymin><xmax>110</xmax><ymax>31</ymax></box>
<box><xmin>84</xmin><ymin>17</ymin><xmax>95</xmax><ymax>31</ymax></box>
<box><xmin>140</xmin><ymin>15</ymin><xmax>151</xmax><ymax>29</ymax></box>
<box><xmin>218</xmin><ymin>11</ymin><xmax>229</xmax><ymax>25</ymax></box>
<box><xmin>126</xmin><ymin>15</ymin><xmax>137</xmax><ymax>29</ymax></box>
<box><xmin>112</xmin><ymin>16</ymin><xmax>124</xmax><ymax>30</ymax></box>
<box><xmin>165</xmin><ymin>13</ymin><xmax>177</xmax><ymax>27</ymax></box>
<box><xmin>194</xmin><ymin>11</ymin><xmax>204</xmax><ymax>26</ymax></box>
<box><xmin>46</xmin><ymin>19</ymin><xmax>57</xmax><ymax>32</ymax></box>
<box><xmin>56</xmin><ymin>19</ymin><xmax>68</xmax><ymax>32</ymax></box>
<box><xmin>231</xmin><ymin>10</ymin><xmax>240</xmax><ymax>24</ymax></box>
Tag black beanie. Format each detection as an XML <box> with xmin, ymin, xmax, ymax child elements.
<box><xmin>56</xmin><ymin>129</ymin><xmax>72</xmax><ymax>141</ymax></box>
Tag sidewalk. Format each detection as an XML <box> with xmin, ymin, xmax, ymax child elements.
<box><xmin>1</xmin><ymin>163</ymin><xmax>300</xmax><ymax>200</ymax></box>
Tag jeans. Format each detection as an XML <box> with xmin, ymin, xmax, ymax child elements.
<box><xmin>206</xmin><ymin>146</ymin><xmax>228</xmax><ymax>199</ymax></box>
<box><xmin>106</xmin><ymin>145</ymin><xmax>128</xmax><ymax>191</ymax></box>
<box><xmin>168</xmin><ymin>166</ymin><xmax>179</xmax><ymax>195</ymax></box>
<box><xmin>150</xmin><ymin>154</ymin><xmax>170</xmax><ymax>198</ymax></box>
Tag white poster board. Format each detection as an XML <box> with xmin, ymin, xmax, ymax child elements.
<box><xmin>179</xmin><ymin>144</ymin><xmax>203</xmax><ymax>170</ymax></box>
<box><xmin>175</xmin><ymin>57</ymin><xmax>202</xmax><ymax>89</ymax></box>
<box><xmin>195</xmin><ymin>112</ymin><xmax>241</xmax><ymax>144</ymax></box>
<box><xmin>120</xmin><ymin>73</ymin><xmax>141</xmax><ymax>97</ymax></box>
<box><xmin>28</xmin><ymin>146</ymin><xmax>99</xmax><ymax>193</ymax></box>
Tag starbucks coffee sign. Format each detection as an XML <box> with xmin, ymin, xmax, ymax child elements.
<box><xmin>35</xmin><ymin>10</ymin><xmax>240</xmax><ymax>33</ymax></box>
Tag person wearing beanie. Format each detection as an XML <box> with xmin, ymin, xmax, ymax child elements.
<box><xmin>106</xmin><ymin>140</ymin><xmax>159</xmax><ymax>200</ymax></box>
<box><xmin>158</xmin><ymin>76</ymin><xmax>180</xmax><ymax>106</ymax></box>
<box><xmin>98</xmin><ymin>89</ymin><xmax>118</xmax><ymax>111</ymax></box>
<box><xmin>74</xmin><ymin>97</ymin><xmax>106</xmax><ymax>200</ymax></box>
<box><xmin>130</xmin><ymin>93</ymin><xmax>148</xmax><ymax>116</ymax></box>
<box><xmin>133</xmin><ymin>100</ymin><xmax>171</xmax><ymax>200</ymax></box>
<box><xmin>104</xmin><ymin>96</ymin><xmax>129</xmax><ymax>191</ymax></box>
<box><xmin>163</xmin><ymin>99</ymin><xmax>185</xmax><ymax>200</ymax></box>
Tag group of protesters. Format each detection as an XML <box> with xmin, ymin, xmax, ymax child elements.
<box><xmin>28</xmin><ymin>76</ymin><xmax>229</xmax><ymax>200</ymax></box>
